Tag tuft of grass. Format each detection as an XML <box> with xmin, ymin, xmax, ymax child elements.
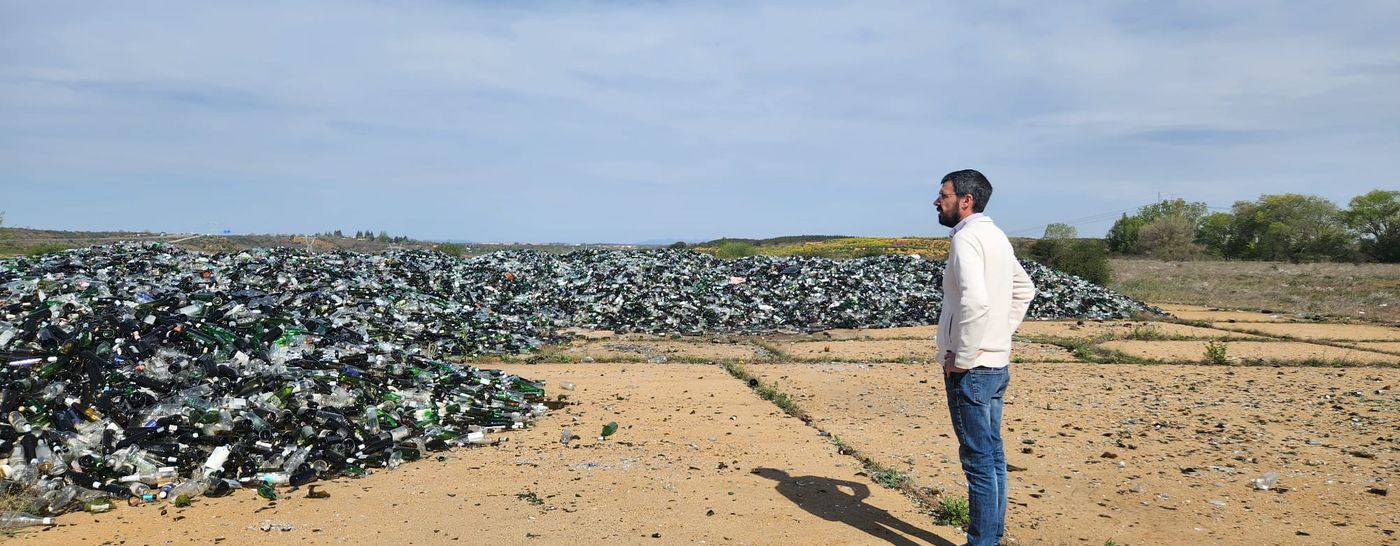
<box><xmin>1128</xmin><ymin>323</ymin><xmax>1166</xmax><ymax>340</ymax></box>
<box><xmin>933</xmin><ymin>495</ymin><xmax>970</xmax><ymax>527</ymax></box>
<box><xmin>1105</xmin><ymin>540</ymin><xmax>1118</xmax><ymax>546</ymax></box>
<box><xmin>1031</xmin><ymin>334</ymin><xmax>1153</xmax><ymax>364</ymax></box>
<box><xmin>1203</xmin><ymin>340</ymin><xmax>1230</xmax><ymax>364</ymax></box>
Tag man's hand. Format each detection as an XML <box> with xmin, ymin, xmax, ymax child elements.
<box><xmin>943</xmin><ymin>351</ymin><xmax>965</xmax><ymax>375</ymax></box>
<box><xmin>943</xmin><ymin>350</ymin><xmax>983</xmax><ymax>375</ymax></box>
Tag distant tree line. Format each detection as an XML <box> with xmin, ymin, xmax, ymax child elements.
<box><xmin>1104</xmin><ymin>190</ymin><xmax>1399</xmax><ymax>263</ymax></box>
<box><xmin>307</xmin><ymin>230</ymin><xmax>413</xmax><ymax>243</ymax></box>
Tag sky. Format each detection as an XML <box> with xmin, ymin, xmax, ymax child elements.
<box><xmin>2</xmin><ymin>1</ymin><xmax>1398</xmax><ymax>243</ymax></box>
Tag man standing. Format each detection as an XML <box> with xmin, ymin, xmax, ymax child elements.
<box><xmin>934</xmin><ymin>169</ymin><xmax>1036</xmax><ymax>546</ymax></box>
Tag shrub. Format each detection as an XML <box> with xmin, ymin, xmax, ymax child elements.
<box><xmin>1204</xmin><ymin>341</ymin><xmax>1229</xmax><ymax>364</ymax></box>
<box><xmin>1137</xmin><ymin>214</ymin><xmax>1202</xmax><ymax>260</ymax></box>
<box><xmin>434</xmin><ymin>242</ymin><xmax>466</xmax><ymax>257</ymax></box>
<box><xmin>668</xmin><ymin>241</ymin><xmax>688</xmax><ymax>249</ymax></box>
<box><xmin>714</xmin><ymin>241</ymin><xmax>759</xmax><ymax>259</ymax></box>
<box><xmin>1029</xmin><ymin>239</ymin><xmax>1111</xmax><ymax>286</ymax></box>
<box><xmin>934</xmin><ymin>496</ymin><xmax>971</xmax><ymax>527</ymax></box>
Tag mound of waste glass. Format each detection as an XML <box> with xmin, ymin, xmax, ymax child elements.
<box><xmin>0</xmin><ymin>243</ymin><xmax>1156</xmax><ymax>517</ymax></box>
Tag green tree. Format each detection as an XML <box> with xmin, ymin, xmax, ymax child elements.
<box><xmin>1105</xmin><ymin>213</ymin><xmax>1145</xmax><ymax>254</ymax></box>
<box><xmin>1342</xmin><ymin>189</ymin><xmax>1400</xmax><ymax>262</ymax></box>
<box><xmin>1029</xmin><ymin>238</ymin><xmax>1111</xmax><ymax>285</ymax></box>
<box><xmin>376</xmin><ymin>230</ymin><xmax>390</xmax><ymax>243</ymax></box>
<box><xmin>1106</xmin><ymin>199</ymin><xmax>1209</xmax><ymax>255</ymax></box>
<box><xmin>1228</xmin><ymin>194</ymin><xmax>1352</xmax><ymax>262</ymax></box>
<box><xmin>1195</xmin><ymin>212</ymin><xmax>1234</xmax><ymax>257</ymax></box>
<box><xmin>1042</xmin><ymin>223</ymin><xmax>1077</xmax><ymax>239</ymax></box>
<box><xmin>1137</xmin><ymin>214</ymin><xmax>1201</xmax><ymax>260</ymax></box>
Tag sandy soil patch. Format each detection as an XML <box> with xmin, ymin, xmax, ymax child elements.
<box><xmin>770</xmin><ymin>339</ymin><xmax>1074</xmax><ymax>364</ymax></box>
<box><xmin>545</xmin><ymin>339</ymin><xmax>766</xmax><ymax>362</ymax></box>
<box><xmin>1100</xmin><ymin>340</ymin><xmax>1400</xmax><ymax>365</ymax></box>
<box><xmin>1012</xmin><ymin>342</ymin><xmax>1081</xmax><ymax>363</ymax></box>
<box><xmin>801</xmin><ymin>325</ymin><xmax>938</xmax><ymax>341</ymax></box>
<box><xmin>8</xmin><ymin>363</ymin><xmax>962</xmax><ymax>546</ymax></box>
<box><xmin>774</xmin><ymin>339</ymin><xmax>942</xmax><ymax>362</ymax></box>
<box><xmin>1355</xmin><ymin>342</ymin><xmax>1400</xmax><ymax>355</ymax></box>
<box><xmin>1209</xmin><ymin>322</ymin><xmax>1400</xmax><ymax>342</ymax></box>
<box><xmin>1167</xmin><ymin>308</ymin><xmax>1302</xmax><ymax>323</ymax></box>
<box><xmin>750</xmin><ymin>362</ymin><xmax>1400</xmax><ymax>546</ymax></box>
<box><xmin>1016</xmin><ymin>320</ymin><xmax>1257</xmax><ymax>341</ymax></box>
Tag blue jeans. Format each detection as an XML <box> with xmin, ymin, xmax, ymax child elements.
<box><xmin>945</xmin><ymin>366</ymin><xmax>1009</xmax><ymax>546</ymax></box>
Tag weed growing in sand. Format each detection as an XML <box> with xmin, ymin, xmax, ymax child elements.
<box><xmin>1204</xmin><ymin>340</ymin><xmax>1229</xmax><ymax>364</ymax></box>
<box><xmin>515</xmin><ymin>491</ymin><xmax>544</xmax><ymax>506</ymax></box>
<box><xmin>830</xmin><ymin>434</ymin><xmax>854</xmax><ymax>455</ymax></box>
<box><xmin>721</xmin><ymin>361</ymin><xmax>808</xmax><ymax>421</ymax></box>
<box><xmin>1104</xmin><ymin>540</ymin><xmax>1118</xmax><ymax>546</ymax></box>
<box><xmin>866</xmin><ymin>462</ymin><xmax>911</xmax><ymax>489</ymax></box>
<box><xmin>934</xmin><ymin>495</ymin><xmax>970</xmax><ymax>527</ymax></box>
<box><xmin>1128</xmin><ymin>323</ymin><xmax>1166</xmax><ymax>340</ymax></box>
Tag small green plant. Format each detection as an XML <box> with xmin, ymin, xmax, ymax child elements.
<box><xmin>1204</xmin><ymin>340</ymin><xmax>1229</xmax><ymax>364</ymax></box>
<box><xmin>866</xmin><ymin>462</ymin><xmax>911</xmax><ymax>489</ymax></box>
<box><xmin>830</xmin><ymin>434</ymin><xmax>854</xmax><ymax>455</ymax></box>
<box><xmin>934</xmin><ymin>495</ymin><xmax>970</xmax><ymax>527</ymax></box>
<box><xmin>1129</xmin><ymin>323</ymin><xmax>1165</xmax><ymax>340</ymax></box>
<box><xmin>1104</xmin><ymin>540</ymin><xmax>1118</xmax><ymax>546</ymax></box>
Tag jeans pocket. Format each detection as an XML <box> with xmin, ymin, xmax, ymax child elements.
<box><xmin>960</xmin><ymin>372</ymin><xmax>981</xmax><ymax>406</ymax></box>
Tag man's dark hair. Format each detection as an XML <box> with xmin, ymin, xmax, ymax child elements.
<box><xmin>942</xmin><ymin>169</ymin><xmax>993</xmax><ymax>213</ymax></box>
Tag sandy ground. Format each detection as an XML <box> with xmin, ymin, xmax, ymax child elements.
<box><xmin>1100</xmin><ymin>340</ymin><xmax>1400</xmax><ymax>364</ymax></box>
<box><xmin>6</xmin><ymin>304</ymin><xmax>1397</xmax><ymax>546</ymax></box>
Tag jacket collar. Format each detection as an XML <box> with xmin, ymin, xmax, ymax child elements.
<box><xmin>949</xmin><ymin>213</ymin><xmax>988</xmax><ymax>236</ymax></box>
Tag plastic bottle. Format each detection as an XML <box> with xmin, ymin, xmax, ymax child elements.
<box><xmin>254</xmin><ymin>471</ymin><xmax>290</xmax><ymax>485</ymax></box>
<box><xmin>162</xmin><ymin>477</ymin><xmax>209</xmax><ymax>501</ymax></box>
<box><xmin>1251</xmin><ymin>472</ymin><xmax>1279</xmax><ymax>490</ymax></box>
<box><xmin>0</xmin><ymin>511</ymin><xmax>55</xmax><ymax>529</ymax></box>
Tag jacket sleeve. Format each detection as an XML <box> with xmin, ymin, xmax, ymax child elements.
<box><xmin>1008</xmin><ymin>260</ymin><xmax>1036</xmax><ymax>332</ymax></box>
<box><xmin>951</xmin><ymin>234</ymin><xmax>990</xmax><ymax>369</ymax></box>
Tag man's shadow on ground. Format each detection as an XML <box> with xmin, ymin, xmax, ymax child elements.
<box><xmin>752</xmin><ymin>467</ymin><xmax>957</xmax><ymax>546</ymax></box>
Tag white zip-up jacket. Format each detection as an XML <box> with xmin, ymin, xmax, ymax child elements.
<box><xmin>937</xmin><ymin>215</ymin><xmax>1037</xmax><ymax>369</ymax></box>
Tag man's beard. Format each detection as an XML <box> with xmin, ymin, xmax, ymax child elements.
<box><xmin>937</xmin><ymin>207</ymin><xmax>962</xmax><ymax>228</ymax></box>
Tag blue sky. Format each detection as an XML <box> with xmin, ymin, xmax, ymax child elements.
<box><xmin>3</xmin><ymin>1</ymin><xmax>1398</xmax><ymax>243</ymax></box>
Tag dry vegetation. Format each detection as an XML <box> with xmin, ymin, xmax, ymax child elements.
<box><xmin>1109</xmin><ymin>258</ymin><xmax>1400</xmax><ymax>323</ymax></box>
